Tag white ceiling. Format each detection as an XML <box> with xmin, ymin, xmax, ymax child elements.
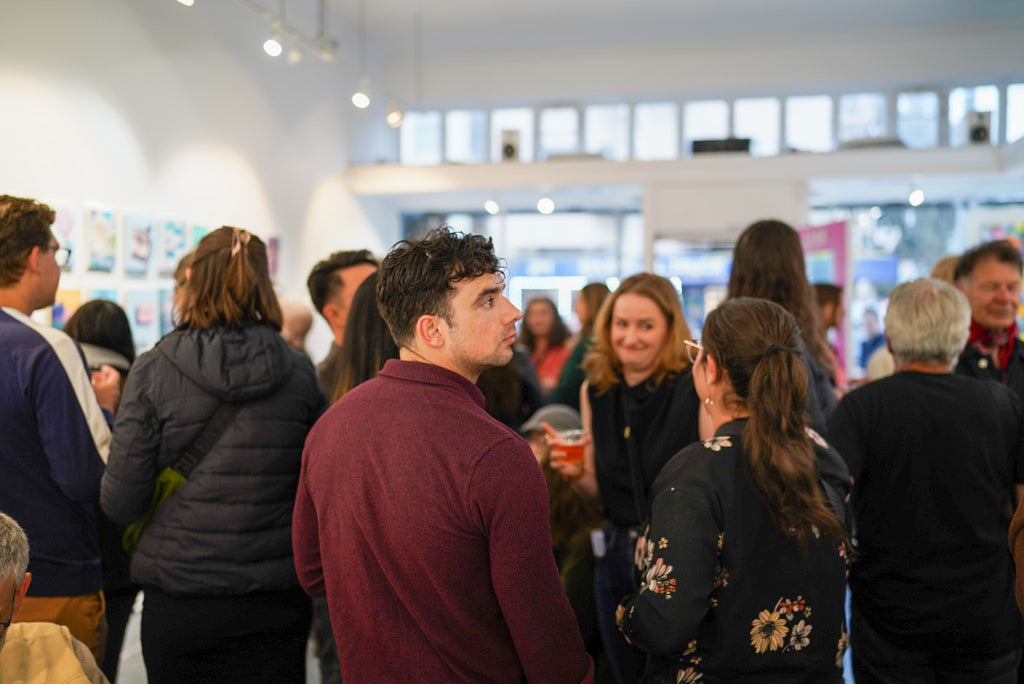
<box><xmin>329</xmin><ymin>0</ymin><xmax>1024</xmax><ymax>62</ymax></box>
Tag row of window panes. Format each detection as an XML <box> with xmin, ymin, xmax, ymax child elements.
<box><xmin>400</xmin><ymin>84</ymin><xmax>1024</xmax><ymax>166</ymax></box>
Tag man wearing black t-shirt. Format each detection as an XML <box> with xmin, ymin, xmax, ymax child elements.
<box><xmin>828</xmin><ymin>278</ymin><xmax>1024</xmax><ymax>684</ymax></box>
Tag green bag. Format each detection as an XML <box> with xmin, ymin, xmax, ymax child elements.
<box><xmin>122</xmin><ymin>467</ymin><xmax>187</xmax><ymax>555</ymax></box>
<box><xmin>121</xmin><ymin>402</ymin><xmax>239</xmax><ymax>555</ymax></box>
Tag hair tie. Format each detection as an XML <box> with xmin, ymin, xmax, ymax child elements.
<box><xmin>230</xmin><ymin>228</ymin><xmax>251</xmax><ymax>257</ymax></box>
<box><xmin>761</xmin><ymin>344</ymin><xmax>788</xmax><ymax>361</ymax></box>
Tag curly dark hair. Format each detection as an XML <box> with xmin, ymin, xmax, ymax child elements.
<box><xmin>377</xmin><ymin>227</ymin><xmax>502</xmax><ymax>348</ymax></box>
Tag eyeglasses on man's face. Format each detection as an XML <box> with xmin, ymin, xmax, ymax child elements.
<box><xmin>44</xmin><ymin>243</ymin><xmax>71</xmax><ymax>269</ymax></box>
<box><xmin>685</xmin><ymin>339</ymin><xmax>703</xmax><ymax>364</ymax></box>
<box><xmin>0</xmin><ymin>587</ymin><xmax>15</xmax><ymax>637</ymax></box>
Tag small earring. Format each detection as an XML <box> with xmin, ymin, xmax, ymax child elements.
<box><xmin>704</xmin><ymin>396</ymin><xmax>713</xmax><ymax>407</ymax></box>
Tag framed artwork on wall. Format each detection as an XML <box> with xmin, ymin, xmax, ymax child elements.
<box><xmin>86</xmin><ymin>209</ymin><xmax>117</xmax><ymax>272</ymax></box>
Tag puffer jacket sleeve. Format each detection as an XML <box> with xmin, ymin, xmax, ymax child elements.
<box><xmin>101</xmin><ymin>352</ymin><xmax>162</xmax><ymax>526</ymax></box>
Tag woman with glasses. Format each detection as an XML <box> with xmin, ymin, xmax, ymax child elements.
<box><xmin>550</xmin><ymin>272</ymin><xmax>700</xmax><ymax>684</ymax></box>
<box><xmin>617</xmin><ymin>298</ymin><xmax>850</xmax><ymax>683</ymax></box>
<box><xmin>101</xmin><ymin>226</ymin><xmax>326</xmax><ymax>683</ymax></box>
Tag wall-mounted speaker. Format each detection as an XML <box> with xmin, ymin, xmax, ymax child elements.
<box><xmin>966</xmin><ymin>111</ymin><xmax>991</xmax><ymax>144</ymax></box>
<box><xmin>500</xmin><ymin>129</ymin><xmax>519</xmax><ymax>161</ymax></box>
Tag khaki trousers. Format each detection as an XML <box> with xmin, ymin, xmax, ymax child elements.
<box><xmin>15</xmin><ymin>592</ymin><xmax>108</xmax><ymax>668</ymax></box>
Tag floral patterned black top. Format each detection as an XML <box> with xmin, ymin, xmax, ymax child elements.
<box><xmin>616</xmin><ymin>419</ymin><xmax>849</xmax><ymax>683</ymax></box>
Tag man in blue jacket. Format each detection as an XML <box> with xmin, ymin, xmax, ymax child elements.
<box><xmin>0</xmin><ymin>194</ymin><xmax>120</xmax><ymax>665</ymax></box>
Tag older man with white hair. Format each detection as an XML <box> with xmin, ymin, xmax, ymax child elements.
<box><xmin>0</xmin><ymin>511</ymin><xmax>108</xmax><ymax>683</ymax></box>
<box><xmin>827</xmin><ymin>278</ymin><xmax>1024</xmax><ymax>684</ymax></box>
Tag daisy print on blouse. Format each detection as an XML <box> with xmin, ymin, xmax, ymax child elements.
<box><xmin>749</xmin><ymin>596</ymin><xmax>815</xmax><ymax>654</ymax></box>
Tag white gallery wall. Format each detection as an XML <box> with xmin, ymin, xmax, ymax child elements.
<box><xmin>0</xmin><ymin>0</ymin><xmax>396</xmax><ymax>360</ymax></box>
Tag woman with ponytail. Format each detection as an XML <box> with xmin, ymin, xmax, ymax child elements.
<box><xmin>616</xmin><ymin>298</ymin><xmax>850</xmax><ymax>683</ymax></box>
<box><xmin>102</xmin><ymin>227</ymin><xmax>326</xmax><ymax>682</ymax></box>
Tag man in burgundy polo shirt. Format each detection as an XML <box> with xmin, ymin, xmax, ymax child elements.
<box><xmin>293</xmin><ymin>227</ymin><xmax>594</xmax><ymax>683</ymax></box>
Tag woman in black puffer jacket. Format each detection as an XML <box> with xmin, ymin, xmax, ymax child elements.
<box><xmin>101</xmin><ymin>226</ymin><xmax>326</xmax><ymax>683</ymax></box>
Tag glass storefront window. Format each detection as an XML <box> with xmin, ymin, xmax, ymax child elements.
<box><xmin>445</xmin><ymin>110</ymin><xmax>487</xmax><ymax>164</ymax></box>
<box><xmin>538</xmin><ymin>107</ymin><xmax>579</xmax><ymax>160</ymax></box>
<box><xmin>1009</xmin><ymin>84</ymin><xmax>1024</xmax><ymax>144</ymax></box>
<box><xmin>585</xmin><ymin>104</ymin><xmax>630</xmax><ymax>161</ymax></box>
<box><xmin>634</xmin><ymin>103</ymin><xmax>679</xmax><ymax>160</ymax></box>
<box><xmin>682</xmin><ymin>100</ymin><xmax>729</xmax><ymax>155</ymax></box>
<box><xmin>399</xmin><ymin>111</ymin><xmax>442</xmax><ymax>165</ymax></box>
<box><xmin>838</xmin><ymin>93</ymin><xmax>887</xmax><ymax>142</ymax></box>
<box><xmin>734</xmin><ymin>97</ymin><xmax>780</xmax><ymax>156</ymax></box>
<box><xmin>785</xmin><ymin>95</ymin><xmax>833</xmax><ymax>152</ymax></box>
<box><xmin>897</xmin><ymin>92</ymin><xmax>939</xmax><ymax>149</ymax></box>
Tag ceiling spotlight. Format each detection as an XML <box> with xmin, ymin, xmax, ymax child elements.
<box><xmin>352</xmin><ymin>90</ymin><xmax>370</xmax><ymax>109</ymax></box>
<box><xmin>286</xmin><ymin>46</ymin><xmax>304</xmax><ymax>65</ymax></box>
<box><xmin>176</xmin><ymin>0</ymin><xmax>194</xmax><ymax>6</ymax></box>
<box><xmin>908</xmin><ymin>189</ymin><xmax>925</xmax><ymax>207</ymax></box>
<box><xmin>263</xmin><ymin>37</ymin><xmax>283</xmax><ymax>58</ymax></box>
<box><xmin>537</xmin><ymin>198</ymin><xmax>555</xmax><ymax>215</ymax></box>
<box><xmin>484</xmin><ymin>200</ymin><xmax>500</xmax><ymax>215</ymax></box>
<box><xmin>386</xmin><ymin>107</ymin><xmax>404</xmax><ymax>128</ymax></box>
<box><xmin>352</xmin><ymin>76</ymin><xmax>371</xmax><ymax>109</ymax></box>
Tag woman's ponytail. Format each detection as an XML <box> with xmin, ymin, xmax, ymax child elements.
<box><xmin>703</xmin><ymin>298</ymin><xmax>844</xmax><ymax>547</ymax></box>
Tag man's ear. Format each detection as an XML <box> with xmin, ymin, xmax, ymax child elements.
<box><xmin>322</xmin><ymin>302</ymin><xmax>345</xmax><ymax>330</ymax></box>
<box><xmin>24</xmin><ymin>246</ymin><xmax>42</xmax><ymax>275</ymax></box>
<box><xmin>415</xmin><ymin>314</ymin><xmax>446</xmax><ymax>350</ymax></box>
<box><xmin>12</xmin><ymin>572</ymin><xmax>31</xmax><ymax>619</ymax></box>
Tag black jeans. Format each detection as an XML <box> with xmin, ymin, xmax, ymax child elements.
<box><xmin>594</xmin><ymin>524</ymin><xmax>644</xmax><ymax>684</ymax></box>
<box><xmin>141</xmin><ymin>586</ymin><xmax>312</xmax><ymax>684</ymax></box>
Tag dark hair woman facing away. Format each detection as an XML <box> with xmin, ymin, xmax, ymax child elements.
<box><xmin>617</xmin><ymin>298</ymin><xmax>849</xmax><ymax>683</ymax></box>
<box><xmin>101</xmin><ymin>226</ymin><xmax>326</xmax><ymax>683</ymax></box>
<box><xmin>728</xmin><ymin>219</ymin><xmax>837</xmax><ymax>428</ymax></box>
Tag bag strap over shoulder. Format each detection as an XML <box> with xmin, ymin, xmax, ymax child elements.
<box><xmin>170</xmin><ymin>402</ymin><xmax>241</xmax><ymax>478</ymax></box>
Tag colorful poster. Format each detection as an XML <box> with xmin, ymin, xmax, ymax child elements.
<box><xmin>52</xmin><ymin>289</ymin><xmax>82</xmax><ymax>330</ymax></box>
<box><xmin>86</xmin><ymin>209</ymin><xmax>117</xmax><ymax>272</ymax></box>
<box><xmin>159</xmin><ymin>288</ymin><xmax>176</xmax><ymax>337</ymax></box>
<box><xmin>799</xmin><ymin>220</ymin><xmax>851</xmax><ymax>372</ymax></box>
<box><xmin>124</xmin><ymin>215</ymin><xmax>156</xmax><ymax>278</ymax></box>
<box><xmin>798</xmin><ymin>221</ymin><xmax>848</xmax><ymax>287</ymax></box>
<box><xmin>159</xmin><ymin>220</ymin><xmax>188</xmax><ymax>277</ymax></box>
<box><xmin>52</xmin><ymin>207</ymin><xmax>76</xmax><ymax>271</ymax></box>
<box><xmin>89</xmin><ymin>289</ymin><xmax>119</xmax><ymax>303</ymax></box>
<box><xmin>190</xmin><ymin>225</ymin><xmax>210</xmax><ymax>249</ymax></box>
<box><xmin>125</xmin><ymin>289</ymin><xmax>160</xmax><ymax>354</ymax></box>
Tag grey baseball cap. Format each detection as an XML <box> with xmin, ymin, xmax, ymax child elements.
<box><xmin>519</xmin><ymin>404</ymin><xmax>582</xmax><ymax>435</ymax></box>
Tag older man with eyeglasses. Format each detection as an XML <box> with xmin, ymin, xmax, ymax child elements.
<box><xmin>0</xmin><ymin>511</ymin><xmax>108</xmax><ymax>682</ymax></box>
<box><xmin>0</xmin><ymin>194</ymin><xmax>120</xmax><ymax>667</ymax></box>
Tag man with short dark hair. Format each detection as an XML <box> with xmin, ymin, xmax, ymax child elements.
<box><xmin>306</xmin><ymin>249</ymin><xmax>378</xmax><ymax>393</ymax></box>
<box><xmin>0</xmin><ymin>194</ymin><xmax>120</xmax><ymax>665</ymax></box>
<box><xmin>293</xmin><ymin>227</ymin><xmax>594</xmax><ymax>683</ymax></box>
<box><xmin>954</xmin><ymin>240</ymin><xmax>1024</xmax><ymax>399</ymax></box>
